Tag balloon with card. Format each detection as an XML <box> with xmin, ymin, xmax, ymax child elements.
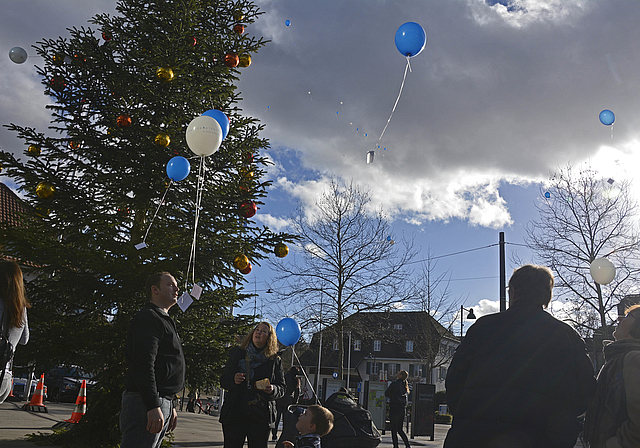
<box><xmin>185</xmin><ymin>115</ymin><xmax>222</xmax><ymax>157</ymax></box>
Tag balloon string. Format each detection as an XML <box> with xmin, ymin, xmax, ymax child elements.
<box><xmin>376</xmin><ymin>57</ymin><xmax>411</xmax><ymax>147</ymax></box>
<box><xmin>611</xmin><ymin>125</ymin><xmax>614</xmax><ymax>140</ymax></box>
<box><xmin>142</xmin><ymin>180</ymin><xmax>173</xmax><ymax>244</ymax></box>
<box><xmin>292</xmin><ymin>347</ymin><xmax>319</xmax><ymax>403</ymax></box>
<box><xmin>186</xmin><ymin>156</ymin><xmax>206</xmax><ymax>289</ymax></box>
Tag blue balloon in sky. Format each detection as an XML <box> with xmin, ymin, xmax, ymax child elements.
<box><xmin>201</xmin><ymin>109</ymin><xmax>230</xmax><ymax>139</ymax></box>
<box><xmin>285</xmin><ymin>19</ymin><xmax>291</xmax><ymax>26</ymax></box>
<box><xmin>166</xmin><ymin>156</ymin><xmax>191</xmax><ymax>181</ymax></box>
<box><xmin>599</xmin><ymin>109</ymin><xmax>615</xmax><ymax>126</ymax></box>
<box><xmin>276</xmin><ymin>317</ymin><xmax>301</xmax><ymax>347</ymax></box>
<box><xmin>395</xmin><ymin>22</ymin><xmax>427</xmax><ymax>58</ymax></box>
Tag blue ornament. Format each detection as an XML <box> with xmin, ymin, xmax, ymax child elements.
<box><xmin>201</xmin><ymin>109</ymin><xmax>230</xmax><ymax>139</ymax></box>
<box><xmin>166</xmin><ymin>156</ymin><xmax>191</xmax><ymax>181</ymax></box>
<box><xmin>276</xmin><ymin>317</ymin><xmax>301</xmax><ymax>347</ymax></box>
<box><xmin>599</xmin><ymin>109</ymin><xmax>615</xmax><ymax>126</ymax></box>
<box><xmin>395</xmin><ymin>22</ymin><xmax>427</xmax><ymax>58</ymax></box>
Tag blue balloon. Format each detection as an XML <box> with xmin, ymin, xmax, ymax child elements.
<box><xmin>395</xmin><ymin>22</ymin><xmax>426</xmax><ymax>58</ymax></box>
<box><xmin>544</xmin><ymin>192</ymin><xmax>551</xmax><ymax>199</ymax></box>
<box><xmin>201</xmin><ymin>109</ymin><xmax>230</xmax><ymax>139</ymax></box>
<box><xmin>276</xmin><ymin>317</ymin><xmax>301</xmax><ymax>347</ymax></box>
<box><xmin>166</xmin><ymin>156</ymin><xmax>191</xmax><ymax>181</ymax></box>
<box><xmin>599</xmin><ymin>109</ymin><xmax>615</xmax><ymax>126</ymax></box>
<box><xmin>285</xmin><ymin>19</ymin><xmax>291</xmax><ymax>26</ymax></box>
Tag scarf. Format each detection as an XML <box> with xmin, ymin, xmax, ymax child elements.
<box><xmin>239</xmin><ymin>342</ymin><xmax>268</xmax><ymax>384</ymax></box>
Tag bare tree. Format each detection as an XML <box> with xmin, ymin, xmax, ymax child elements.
<box><xmin>525</xmin><ymin>163</ymin><xmax>640</xmax><ymax>347</ymax></box>
<box><xmin>268</xmin><ymin>177</ymin><xmax>418</xmax><ymax>378</ymax></box>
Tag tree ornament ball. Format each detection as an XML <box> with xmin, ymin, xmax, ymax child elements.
<box><xmin>50</xmin><ymin>76</ymin><xmax>66</xmax><ymax>92</ymax></box>
<box><xmin>244</xmin><ymin>152</ymin><xmax>254</xmax><ymax>164</ymax></box>
<box><xmin>69</xmin><ymin>141</ymin><xmax>80</xmax><ymax>150</ymax></box>
<box><xmin>224</xmin><ymin>53</ymin><xmax>239</xmax><ymax>68</ymax></box>
<box><xmin>240</xmin><ymin>263</ymin><xmax>252</xmax><ymax>275</ymax></box>
<box><xmin>233</xmin><ymin>11</ymin><xmax>244</xmax><ymax>21</ymax></box>
<box><xmin>186</xmin><ymin>36</ymin><xmax>197</xmax><ymax>47</ymax></box>
<box><xmin>156</xmin><ymin>66</ymin><xmax>174</xmax><ymax>82</ymax></box>
<box><xmin>9</xmin><ymin>47</ymin><xmax>28</xmax><ymax>64</ymax></box>
<box><xmin>239</xmin><ymin>200</ymin><xmax>257</xmax><ymax>218</ymax></box>
<box><xmin>233</xmin><ymin>254</ymin><xmax>249</xmax><ymax>270</ymax></box>
<box><xmin>52</xmin><ymin>53</ymin><xmax>65</xmax><ymax>65</ymax></box>
<box><xmin>72</xmin><ymin>53</ymin><xmax>86</xmax><ymax>65</ymax></box>
<box><xmin>590</xmin><ymin>258</ymin><xmax>616</xmax><ymax>285</ymax></box>
<box><xmin>27</xmin><ymin>145</ymin><xmax>41</xmax><ymax>156</ymax></box>
<box><xmin>117</xmin><ymin>114</ymin><xmax>132</xmax><ymax>128</ymax></box>
<box><xmin>154</xmin><ymin>133</ymin><xmax>171</xmax><ymax>147</ymax></box>
<box><xmin>238</xmin><ymin>54</ymin><xmax>252</xmax><ymax>68</ymax></box>
<box><xmin>233</xmin><ymin>24</ymin><xmax>245</xmax><ymax>34</ymax></box>
<box><xmin>102</xmin><ymin>31</ymin><xmax>113</xmax><ymax>41</ymax></box>
<box><xmin>274</xmin><ymin>242</ymin><xmax>289</xmax><ymax>258</ymax></box>
<box><xmin>36</xmin><ymin>181</ymin><xmax>55</xmax><ymax>199</ymax></box>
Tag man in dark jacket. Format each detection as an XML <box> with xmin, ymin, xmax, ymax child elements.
<box><xmin>120</xmin><ymin>272</ymin><xmax>185</xmax><ymax>448</ymax></box>
<box><xmin>444</xmin><ymin>265</ymin><xmax>596</xmax><ymax>448</ymax></box>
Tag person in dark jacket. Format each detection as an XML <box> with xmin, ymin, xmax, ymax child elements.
<box><xmin>273</xmin><ymin>366</ymin><xmax>302</xmax><ymax>441</ymax></box>
<box><xmin>385</xmin><ymin>370</ymin><xmax>411</xmax><ymax>448</ymax></box>
<box><xmin>120</xmin><ymin>272</ymin><xmax>185</xmax><ymax>448</ymax></box>
<box><xmin>220</xmin><ymin>322</ymin><xmax>286</xmax><ymax>448</ymax></box>
<box><xmin>444</xmin><ymin>264</ymin><xmax>596</xmax><ymax>448</ymax></box>
<box><xmin>584</xmin><ymin>304</ymin><xmax>640</xmax><ymax>448</ymax></box>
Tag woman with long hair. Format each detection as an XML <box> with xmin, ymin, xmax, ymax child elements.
<box><xmin>0</xmin><ymin>260</ymin><xmax>30</xmax><ymax>403</ymax></box>
<box><xmin>220</xmin><ymin>322</ymin><xmax>285</xmax><ymax>448</ymax></box>
<box><xmin>385</xmin><ymin>370</ymin><xmax>411</xmax><ymax>448</ymax></box>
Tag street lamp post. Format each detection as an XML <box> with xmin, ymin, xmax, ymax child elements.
<box><xmin>460</xmin><ymin>306</ymin><xmax>477</xmax><ymax>338</ymax></box>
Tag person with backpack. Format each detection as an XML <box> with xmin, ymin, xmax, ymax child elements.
<box><xmin>0</xmin><ymin>260</ymin><xmax>31</xmax><ymax>404</ymax></box>
<box><xmin>273</xmin><ymin>366</ymin><xmax>301</xmax><ymax>441</ymax></box>
<box><xmin>385</xmin><ymin>370</ymin><xmax>411</xmax><ymax>448</ymax></box>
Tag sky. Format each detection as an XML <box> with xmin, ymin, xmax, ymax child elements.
<box><xmin>2</xmin><ymin>0</ymin><xmax>640</xmax><ymax>334</ymax></box>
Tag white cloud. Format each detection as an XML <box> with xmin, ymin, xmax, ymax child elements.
<box><xmin>255</xmin><ymin>213</ymin><xmax>292</xmax><ymax>233</ymax></box>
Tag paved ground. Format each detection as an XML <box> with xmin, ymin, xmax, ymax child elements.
<box><xmin>0</xmin><ymin>400</ymin><xmax>450</xmax><ymax>447</ymax></box>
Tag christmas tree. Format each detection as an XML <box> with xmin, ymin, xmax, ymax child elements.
<box><xmin>0</xmin><ymin>0</ymin><xmax>293</xmax><ymax>444</ymax></box>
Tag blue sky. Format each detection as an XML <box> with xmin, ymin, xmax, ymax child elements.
<box><xmin>3</xmin><ymin>0</ymin><xmax>640</xmax><ymax>334</ymax></box>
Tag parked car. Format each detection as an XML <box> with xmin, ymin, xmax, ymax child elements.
<box><xmin>45</xmin><ymin>365</ymin><xmax>95</xmax><ymax>403</ymax></box>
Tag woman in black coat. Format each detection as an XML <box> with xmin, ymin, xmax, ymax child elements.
<box><xmin>220</xmin><ymin>322</ymin><xmax>286</xmax><ymax>448</ymax></box>
<box><xmin>385</xmin><ymin>370</ymin><xmax>411</xmax><ymax>448</ymax></box>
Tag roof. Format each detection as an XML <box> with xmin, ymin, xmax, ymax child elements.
<box><xmin>0</xmin><ymin>182</ymin><xmax>28</xmax><ymax>226</ymax></box>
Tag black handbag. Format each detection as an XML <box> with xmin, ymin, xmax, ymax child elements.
<box><xmin>0</xmin><ymin>310</ymin><xmax>15</xmax><ymax>385</ymax></box>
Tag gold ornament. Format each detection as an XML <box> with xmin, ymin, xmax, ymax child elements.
<box><xmin>52</xmin><ymin>53</ymin><xmax>65</xmax><ymax>65</ymax></box>
<box><xmin>240</xmin><ymin>167</ymin><xmax>254</xmax><ymax>179</ymax></box>
<box><xmin>36</xmin><ymin>181</ymin><xmax>55</xmax><ymax>200</ymax></box>
<box><xmin>156</xmin><ymin>66</ymin><xmax>174</xmax><ymax>82</ymax></box>
<box><xmin>233</xmin><ymin>11</ymin><xmax>244</xmax><ymax>21</ymax></box>
<box><xmin>27</xmin><ymin>144</ymin><xmax>41</xmax><ymax>156</ymax></box>
<box><xmin>233</xmin><ymin>254</ymin><xmax>249</xmax><ymax>270</ymax></box>
<box><xmin>274</xmin><ymin>243</ymin><xmax>289</xmax><ymax>258</ymax></box>
<box><xmin>238</xmin><ymin>54</ymin><xmax>252</xmax><ymax>68</ymax></box>
<box><xmin>154</xmin><ymin>133</ymin><xmax>171</xmax><ymax>147</ymax></box>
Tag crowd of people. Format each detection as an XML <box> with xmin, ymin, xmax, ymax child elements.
<box><xmin>4</xmin><ymin>263</ymin><xmax>640</xmax><ymax>448</ymax></box>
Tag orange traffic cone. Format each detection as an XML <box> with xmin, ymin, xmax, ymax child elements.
<box><xmin>23</xmin><ymin>373</ymin><xmax>47</xmax><ymax>413</ymax></box>
<box><xmin>53</xmin><ymin>380</ymin><xmax>87</xmax><ymax>428</ymax></box>
<box><xmin>7</xmin><ymin>378</ymin><xmax>15</xmax><ymax>398</ymax></box>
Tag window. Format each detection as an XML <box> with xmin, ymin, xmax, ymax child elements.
<box><xmin>373</xmin><ymin>340</ymin><xmax>381</xmax><ymax>351</ymax></box>
<box><xmin>332</xmin><ymin>339</ymin><xmax>339</xmax><ymax>350</ymax></box>
<box><xmin>388</xmin><ymin>363</ymin><xmax>399</xmax><ymax>376</ymax></box>
<box><xmin>353</xmin><ymin>339</ymin><xmax>361</xmax><ymax>351</ymax></box>
<box><xmin>410</xmin><ymin>364</ymin><xmax>424</xmax><ymax>377</ymax></box>
<box><xmin>393</xmin><ymin>324</ymin><xmax>403</xmax><ymax>330</ymax></box>
<box><xmin>406</xmin><ymin>340</ymin><xmax>414</xmax><ymax>352</ymax></box>
<box><xmin>439</xmin><ymin>367</ymin><xmax>447</xmax><ymax>381</ymax></box>
<box><xmin>366</xmin><ymin>362</ymin><xmax>381</xmax><ymax>374</ymax></box>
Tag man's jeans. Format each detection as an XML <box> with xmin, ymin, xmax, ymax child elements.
<box><xmin>120</xmin><ymin>391</ymin><xmax>172</xmax><ymax>448</ymax></box>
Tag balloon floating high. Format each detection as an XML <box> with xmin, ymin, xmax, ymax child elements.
<box><xmin>36</xmin><ymin>181</ymin><xmax>55</xmax><ymax>200</ymax></box>
<box><xmin>166</xmin><ymin>156</ymin><xmax>191</xmax><ymax>181</ymax></box>
<box><xmin>185</xmin><ymin>115</ymin><xmax>222</xmax><ymax>157</ymax></box>
<box><xmin>274</xmin><ymin>242</ymin><xmax>289</xmax><ymax>258</ymax></box>
<box><xmin>285</xmin><ymin>19</ymin><xmax>291</xmax><ymax>26</ymax></box>
<box><xmin>276</xmin><ymin>317</ymin><xmax>301</xmax><ymax>347</ymax></box>
<box><xmin>590</xmin><ymin>258</ymin><xmax>616</xmax><ymax>285</ymax></box>
<box><xmin>9</xmin><ymin>47</ymin><xmax>28</xmax><ymax>64</ymax></box>
<box><xmin>201</xmin><ymin>109</ymin><xmax>230</xmax><ymax>139</ymax></box>
<box><xmin>599</xmin><ymin>110</ymin><xmax>615</xmax><ymax>126</ymax></box>
<box><xmin>544</xmin><ymin>192</ymin><xmax>551</xmax><ymax>199</ymax></box>
<box><xmin>395</xmin><ymin>22</ymin><xmax>427</xmax><ymax>57</ymax></box>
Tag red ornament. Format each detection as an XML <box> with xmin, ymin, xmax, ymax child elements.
<box><xmin>69</xmin><ymin>141</ymin><xmax>80</xmax><ymax>149</ymax></box>
<box><xmin>102</xmin><ymin>31</ymin><xmax>113</xmax><ymax>41</ymax></box>
<box><xmin>187</xmin><ymin>36</ymin><xmax>197</xmax><ymax>46</ymax></box>
<box><xmin>50</xmin><ymin>77</ymin><xmax>66</xmax><ymax>92</ymax></box>
<box><xmin>224</xmin><ymin>53</ymin><xmax>239</xmax><ymax>68</ymax></box>
<box><xmin>244</xmin><ymin>152</ymin><xmax>254</xmax><ymax>164</ymax></box>
<box><xmin>240</xmin><ymin>263</ymin><xmax>252</xmax><ymax>275</ymax></box>
<box><xmin>233</xmin><ymin>24</ymin><xmax>245</xmax><ymax>34</ymax></box>
<box><xmin>117</xmin><ymin>114</ymin><xmax>132</xmax><ymax>128</ymax></box>
<box><xmin>238</xmin><ymin>200</ymin><xmax>257</xmax><ymax>218</ymax></box>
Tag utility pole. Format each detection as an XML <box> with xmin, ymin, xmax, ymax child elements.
<box><xmin>499</xmin><ymin>232</ymin><xmax>506</xmax><ymax>312</ymax></box>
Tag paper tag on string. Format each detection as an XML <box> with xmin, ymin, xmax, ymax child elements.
<box><xmin>190</xmin><ymin>284</ymin><xmax>203</xmax><ymax>300</ymax></box>
<box><xmin>177</xmin><ymin>292</ymin><xmax>193</xmax><ymax>312</ymax></box>
<box><xmin>135</xmin><ymin>242</ymin><xmax>147</xmax><ymax>250</ymax></box>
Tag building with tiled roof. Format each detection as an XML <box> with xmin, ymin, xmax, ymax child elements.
<box><xmin>0</xmin><ymin>182</ymin><xmax>28</xmax><ymax>226</ymax></box>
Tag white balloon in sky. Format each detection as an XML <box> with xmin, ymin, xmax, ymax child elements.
<box><xmin>590</xmin><ymin>258</ymin><xmax>616</xmax><ymax>285</ymax></box>
<box><xmin>9</xmin><ymin>47</ymin><xmax>28</xmax><ymax>64</ymax></box>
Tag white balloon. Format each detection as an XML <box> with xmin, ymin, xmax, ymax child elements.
<box><xmin>9</xmin><ymin>47</ymin><xmax>27</xmax><ymax>64</ymax></box>
<box><xmin>185</xmin><ymin>115</ymin><xmax>222</xmax><ymax>157</ymax></box>
<box><xmin>590</xmin><ymin>258</ymin><xmax>616</xmax><ymax>285</ymax></box>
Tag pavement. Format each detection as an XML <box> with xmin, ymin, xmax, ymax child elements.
<box><xmin>1</xmin><ymin>400</ymin><xmax>451</xmax><ymax>447</ymax></box>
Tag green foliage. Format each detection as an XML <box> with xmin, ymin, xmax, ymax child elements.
<box><xmin>434</xmin><ymin>411</ymin><xmax>452</xmax><ymax>425</ymax></box>
<box><xmin>0</xmin><ymin>0</ymin><xmax>295</xmax><ymax>445</ymax></box>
